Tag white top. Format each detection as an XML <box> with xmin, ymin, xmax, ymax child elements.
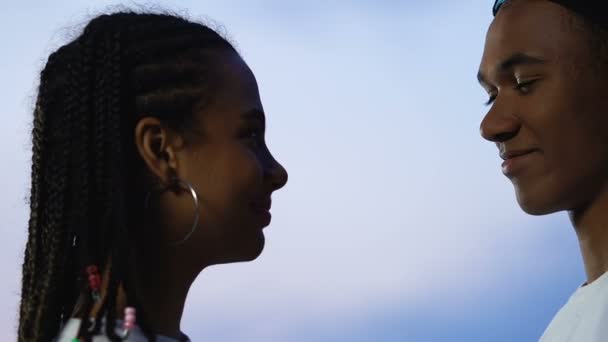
<box><xmin>540</xmin><ymin>271</ymin><xmax>608</xmax><ymax>342</ymax></box>
<box><xmin>54</xmin><ymin>318</ymin><xmax>189</xmax><ymax>342</ymax></box>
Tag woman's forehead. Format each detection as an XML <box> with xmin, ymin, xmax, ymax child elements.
<box><xmin>193</xmin><ymin>54</ymin><xmax>263</xmax><ymax>124</ymax></box>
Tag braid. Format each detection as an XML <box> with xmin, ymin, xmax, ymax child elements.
<box><xmin>70</xmin><ymin>33</ymin><xmax>97</xmax><ymax>342</ymax></box>
<box><xmin>102</xmin><ymin>28</ymin><xmax>127</xmax><ymax>342</ymax></box>
<box><xmin>18</xmin><ymin>45</ymin><xmax>78</xmax><ymax>341</ymax></box>
<box><xmin>19</xmin><ymin>11</ymin><xmax>237</xmax><ymax>341</ymax></box>
<box><xmin>18</xmin><ymin>87</ymin><xmax>46</xmax><ymax>342</ymax></box>
<box><xmin>26</xmin><ymin>57</ymin><xmax>75</xmax><ymax>340</ymax></box>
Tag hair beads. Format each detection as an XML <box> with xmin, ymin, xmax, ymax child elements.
<box><xmin>86</xmin><ymin>265</ymin><xmax>102</xmax><ymax>302</ymax></box>
<box><xmin>72</xmin><ymin>307</ymin><xmax>137</xmax><ymax>341</ymax></box>
<box><xmin>122</xmin><ymin>307</ymin><xmax>137</xmax><ymax>338</ymax></box>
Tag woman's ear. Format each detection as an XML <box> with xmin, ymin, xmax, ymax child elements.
<box><xmin>134</xmin><ymin>117</ymin><xmax>180</xmax><ymax>183</ymax></box>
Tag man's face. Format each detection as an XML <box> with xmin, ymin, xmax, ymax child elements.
<box><xmin>478</xmin><ymin>0</ymin><xmax>608</xmax><ymax>215</ymax></box>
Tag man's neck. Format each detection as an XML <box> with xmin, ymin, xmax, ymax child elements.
<box><xmin>571</xmin><ymin>187</ymin><xmax>608</xmax><ymax>284</ymax></box>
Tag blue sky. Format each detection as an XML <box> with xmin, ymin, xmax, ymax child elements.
<box><xmin>0</xmin><ymin>1</ymin><xmax>585</xmax><ymax>341</ymax></box>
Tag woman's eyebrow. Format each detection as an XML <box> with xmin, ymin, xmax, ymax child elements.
<box><xmin>241</xmin><ymin>109</ymin><xmax>266</xmax><ymax>124</ymax></box>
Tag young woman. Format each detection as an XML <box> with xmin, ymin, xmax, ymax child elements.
<box><xmin>18</xmin><ymin>11</ymin><xmax>288</xmax><ymax>342</ymax></box>
<box><xmin>478</xmin><ymin>0</ymin><xmax>608</xmax><ymax>341</ymax></box>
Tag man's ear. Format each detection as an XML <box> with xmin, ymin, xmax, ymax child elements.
<box><xmin>134</xmin><ymin>117</ymin><xmax>180</xmax><ymax>184</ymax></box>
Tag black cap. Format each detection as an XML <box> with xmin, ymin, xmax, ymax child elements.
<box><xmin>493</xmin><ymin>0</ymin><xmax>608</xmax><ymax>29</ymax></box>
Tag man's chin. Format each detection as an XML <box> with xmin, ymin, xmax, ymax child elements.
<box><xmin>516</xmin><ymin>190</ymin><xmax>561</xmax><ymax>216</ymax></box>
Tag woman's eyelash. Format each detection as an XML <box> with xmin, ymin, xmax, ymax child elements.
<box><xmin>240</xmin><ymin>127</ymin><xmax>264</xmax><ymax>145</ymax></box>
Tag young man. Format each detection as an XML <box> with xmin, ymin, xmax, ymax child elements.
<box><xmin>477</xmin><ymin>0</ymin><xmax>608</xmax><ymax>341</ymax></box>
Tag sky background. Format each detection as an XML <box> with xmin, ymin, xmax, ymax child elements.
<box><xmin>0</xmin><ymin>1</ymin><xmax>585</xmax><ymax>341</ymax></box>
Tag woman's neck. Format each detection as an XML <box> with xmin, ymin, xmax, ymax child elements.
<box><xmin>123</xmin><ymin>245</ymin><xmax>201</xmax><ymax>338</ymax></box>
<box><xmin>77</xmin><ymin>246</ymin><xmax>203</xmax><ymax>339</ymax></box>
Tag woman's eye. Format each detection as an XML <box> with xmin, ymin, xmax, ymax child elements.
<box><xmin>242</xmin><ymin>129</ymin><xmax>264</xmax><ymax>146</ymax></box>
<box><xmin>249</xmin><ymin>131</ymin><xmax>260</xmax><ymax>141</ymax></box>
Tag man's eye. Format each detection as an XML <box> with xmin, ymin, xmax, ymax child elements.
<box><xmin>515</xmin><ymin>79</ymin><xmax>537</xmax><ymax>94</ymax></box>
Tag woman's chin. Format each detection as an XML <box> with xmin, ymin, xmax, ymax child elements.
<box><xmin>213</xmin><ymin>231</ymin><xmax>266</xmax><ymax>264</ymax></box>
<box><xmin>237</xmin><ymin>231</ymin><xmax>266</xmax><ymax>262</ymax></box>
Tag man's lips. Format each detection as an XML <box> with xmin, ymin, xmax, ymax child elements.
<box><xmin>499</xmin><ymin>148</ymin><xmax>539</xmax><ymax>175</ymax></box>
<box><xmin>499</xmin><ymin>148</ymin><xmax>538</xmax><ymax>161</ymax></box>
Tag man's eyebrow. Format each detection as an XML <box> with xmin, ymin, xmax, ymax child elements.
<box><xmin>499</xmin><ymin>52</ymin><xmax>546</xmax><ymax>71</ymax></box>
<box><xmin>477</xmin><ymin>53</ymin><xmax>546</xmax><ymax>85</ymax></box>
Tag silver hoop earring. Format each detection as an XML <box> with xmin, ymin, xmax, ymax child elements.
<box><xmin>144</xmin><ymin>177</ymin><xmax>200</xmax><ymax>245</ymax></box>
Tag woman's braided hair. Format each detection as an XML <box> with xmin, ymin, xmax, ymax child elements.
<box><xmin>18</xmin><ymin>11</ymin><xmax>236</xmax><ymax>342</ymax></box>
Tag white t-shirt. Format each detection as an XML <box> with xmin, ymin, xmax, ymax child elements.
<box><xmin>540</xmin><ymin>271</ymin><xmax>608</xmax><ymax>342</ymax></box>
<box><xmin>54</xmin><ymin>318</ymin><xmax>190</xmax><ymax>342</ymax></box>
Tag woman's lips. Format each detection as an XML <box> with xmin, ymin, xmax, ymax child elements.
<box><xmin>258</xmin><ymin>211</ymin><xmax>271</xmax><ymax>227</ymax></box>
<box><xmin>251</xmin><ymin>199</ymin><xmax>272</xmax><ymax>227</ymax></box>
